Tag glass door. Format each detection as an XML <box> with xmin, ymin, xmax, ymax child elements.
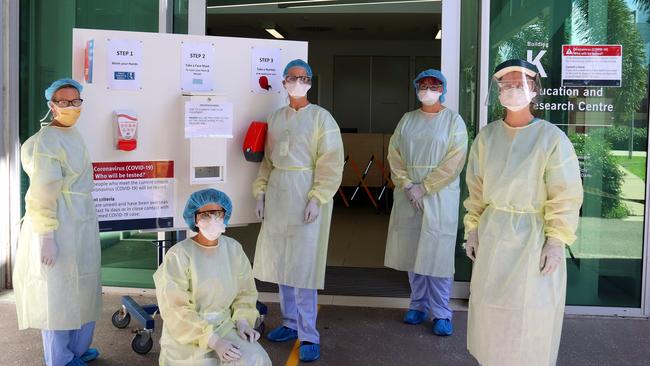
<box><xmin>488</xmin><ymin>0</ymin><xmax>649</xmax><ymax>310</ymax></box>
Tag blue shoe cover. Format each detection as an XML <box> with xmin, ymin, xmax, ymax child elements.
<box><xmin>266</xmin><ymin>326</ymin><xmax>298</xmax><ymax>342</ymax></box>
<box><xmin>299</xmin><ymin>342</ymin><xmax>321</xmax><ymax>362</ymax></box>
<box><xmin>403</xmin><ymin>309</ymin><xmax>427</xmax><ymax>325</ymax></box>
<box><xmin>65</xmin><ymin>357</ymin><xmax>87</xmax><ymax>366</ymax></box>
<box><xmin>432</xmin><ymin>318</ymin><xmax>453</xmax><ymax>336</ymax></box>
<box><xmin>80</xmin><ymin>348</ymin><xmax>99</xmax><ymax>362</ymax></box>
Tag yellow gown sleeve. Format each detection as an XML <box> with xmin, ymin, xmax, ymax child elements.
<box><xmin>422</xmin><ymin>116</ymin><xmax>469</xmax><ymax>195</ymax></box>
<box><xmin>22</xmin><ymin>133</ymin><xmax>64</xmax><ymax>234</ymax></box>
<box><xmin>543</xmin><ymin>135</ymin><xmax>584</xmax><ymax>245</ymax></box>
<box><xmin>252</xmin><ymin>151</ymin><xmax>273</xmax><ymax>199</ymax></box>
<box><xmin>307</xmin><ymin>112</ymin><xmax>345</xmax><ymax>204</ymax></box>
<box><xmin>230</xmin><ymin>246</ymin><xmax>260</xmax><ymax>326</ymax></box>
<box><xmin>387</xmin><ymin>117</ymin><xmax>412</xmax><ymax>190</ymax></box>
<box><xmin>463</xmin><ymin>135</ymin><xmax>486</xmax><ymax>235</ymax></box>
<box><xmin>153</xmin><ymin>249</ymin><xmax>216</xmax><ymax>349</ymax></box>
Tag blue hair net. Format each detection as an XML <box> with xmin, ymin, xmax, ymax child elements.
<box><xmin>413</xmin><ymin>69</ymin><xmax>447</xmax><ymax>103</ymax></box>
<box><xmin>44</xmin><ymin>78</ymin><xmax>83</xmax><ymax>101</ymax></box>
<box><xmin>183</xmin><ymin>188</ymin><xmax>233</xmax><ymax>231</ymax></box>
<box><xmin>283</xmin><ymin>59</ymin><xmax>313</xmax><ymax>78</ymax></box>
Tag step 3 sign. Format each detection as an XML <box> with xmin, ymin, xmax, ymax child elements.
<box><xmin>92</xmin><ymin>160</ymin><xmax>175</xmax><ymax>232</ymax></box>
<box><xmin>561</xmin><ymin>45</ymin><xmax>622</xmax><ymax>87</ymax></box>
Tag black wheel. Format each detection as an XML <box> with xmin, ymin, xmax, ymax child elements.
<box><xmin>131</xmin><ymin>333</ymin><xmax>153</xmax><ymax>355</ymax></box>
<box><xmin>111</xmin><ymin>310</ymin><xmax>131</xmax><ymax>329</ymax></box>
<box><xmin>256</xmin><ymin>322</ymin><xmax>266</xmax><ymax>336</ymax></box>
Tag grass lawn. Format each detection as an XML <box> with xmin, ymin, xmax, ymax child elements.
<box><xmin>614</xmin><ymin>156</ymin><xmax>647</xmax><ymax>182</ymax></box>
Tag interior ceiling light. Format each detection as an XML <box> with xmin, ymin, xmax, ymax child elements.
<box><xmin>265</xmin><ymin>28</ymin><xmax>285</xmax><ymax>38</ymax></box>
<box><xmin>435</xmin><ymin>29</ymin><xmax>441</xmax><ymax>39</ymax></box>
<box><xmin>208</xmin><ymin>1</ymin><xmax>336</xmax><ymax>9</ymax></box>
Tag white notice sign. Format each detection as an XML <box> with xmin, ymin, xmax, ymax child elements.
<box><xmin>106</xmin><ymin>38</ymin><xmax>143</xmax><ymax>90</ymax></box>
<box><xmin>561</xmin><ymin>45</ymin><xmax>622</xmax><ymax>87</ymax></box>
<box><xmin>92</xmin><ymin>161</ymin><xmax>175</xmax><ymax>232</ymax></box>
<box><xmin>181</xmin><ymin>42</ymin><xmax>215</xmax><ymax>92</ymax></box>
<box><xmin>251</xmin><ymin>47</ymin><xmax>282</xmax><ymax>93</ymax></box>
<box><xmin>184</xmin><ymin>101</ymin><xmax>233</xmax><ymax>138</ymax></box>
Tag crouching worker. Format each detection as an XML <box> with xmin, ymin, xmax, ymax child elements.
<box><xmin>154</xmin><ymin>188</ymin><xmax>271</xmax><ymax>366</ymax></box>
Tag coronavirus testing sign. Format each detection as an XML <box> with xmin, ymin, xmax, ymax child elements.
<box><xmin>92</xmin><ymin>160</ymin><xmax>175</xmax><ymax>232</ymax></box>
<box><xmin>561</xmin><ymin>45</ymin><xmax>622</xmax><ymax>87</ymax></box>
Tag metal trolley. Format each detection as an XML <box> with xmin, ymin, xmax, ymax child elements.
<box><xmin>111</xmin><ymin>238</ymin><xmax>267</xmax><ymax>355</ymax></box>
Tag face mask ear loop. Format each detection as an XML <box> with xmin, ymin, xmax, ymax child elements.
<box><xmin>39</xmin><ymin>104</ymin><xmax>53</xmax><ymax>127</ymax></box>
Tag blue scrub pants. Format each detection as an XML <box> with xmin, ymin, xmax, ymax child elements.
<box><xmin>42</xmin><ymin>321</ymin><xmax>95</xmax><ymax>366</ymax></box>
<box><xmin>408</xmin><ymin>272</ymin><xmax>453</xmax><ymax>320</ymax></box>
<box><xmin>278</xmin><ymin>285</ymin><xmax>319</xmax><ymax>344</ymax></box>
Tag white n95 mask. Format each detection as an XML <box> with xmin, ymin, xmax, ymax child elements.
<box><xmin>499</xmin><ymin>88</ymin><xmax>536</xmax><ymax>111</ymax></box>
<box><xmin>285</xmin><ymin>81</ymin><xmax>311</xmax><ymax>97</ymax></box>
<box><xmin>196</xmin><ymin>217</ymin><xmax>226</xmax><ymax>241</ymax></box>
<box><xmin>417</xmin><ymin>90</ymin><xmax>441</xmax><ymax>106</ymax></box>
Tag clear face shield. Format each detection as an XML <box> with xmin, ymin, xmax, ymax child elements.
<box><xmin>486</xmin><ymin>70</ymin><xmax>541</xmax><ymax>112</ymax></box>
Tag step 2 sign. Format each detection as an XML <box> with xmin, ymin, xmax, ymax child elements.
<box><xmin>92</xmin><ymin>160</ymin><xmax>175</xmax><ymax>232</ymax></box>
<box><xmin>561</xmin><ymin>45</ymin><xmax>622</xmax><ymax>87</ymax></box>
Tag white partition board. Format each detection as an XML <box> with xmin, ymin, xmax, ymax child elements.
<box><xmin>72</xmin><ymin>28</ymin><xmax>307</xmax><ymax>230</ymax></box>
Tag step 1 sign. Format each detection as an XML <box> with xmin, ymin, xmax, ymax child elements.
<box><xmin>561</xmin><ymin>45</ymin><xmax>622</xmax><ymax>87</ymax></box>
<box><xmin>92</xmin><ymin>160</ymin><xmax>175</xmax><ymax>232</ymax></box>
<box><xmin>107</xmin><ymin>38</ymin><xmax>143</xmax><ymax>90</ymax></box>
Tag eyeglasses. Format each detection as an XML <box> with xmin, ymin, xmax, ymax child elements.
<box><xmin>497</xmin><ymin>80</ymin><xmax>536</xmax><ymax>91</ymax></box>
<box><xmin>284</xmin><ymin>75</ymin><xmax>312</xmax><ymax>84</ymax></box>
<box><xmin>51</xmin><ymin>99</ymin><xmax>84</xmax><ymax>108</ymax></box>
<box><xmin>418</xmin><ymin>84</ymin><xmax>443</xmax><ymax>92</ymax></box>
<box><xmin>196</xmin><ymin>209</ymin><xmax>226</xmax><ymax>221</ymax></box>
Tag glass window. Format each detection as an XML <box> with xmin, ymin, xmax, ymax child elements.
<box><xmin>489</xmin><ymin>0</ymin><xmax>649</xmax><ymax>307</ymax></box>
<box><xmin>19</xmin><ymin>0</ymin><xmax>160</xmax><ymax>288</ymax></box>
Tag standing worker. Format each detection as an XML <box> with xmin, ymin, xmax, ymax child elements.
<box><xmin>252</xmin><ymin>59</ymin><xmax>344</xmax><ymax>362</ymax></box>
<box><xmin>384</xmin><ymin>69</ymin><xmax>468</xmax><ymax>336</ymax></box>
<box><xmin>14</xmin><ymin>79</ymin><xmax>102</xmax><ymax>366</ymax></box>
<box><xmin>463</xmin><ymin>59</ymin><xmax>583</xmax><ymax>366</ymax></box>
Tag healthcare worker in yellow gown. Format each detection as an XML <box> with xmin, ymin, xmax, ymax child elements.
<box><xmin>252</xmin><ymin>59</ymin><xmax>344</xmax><ymax>362</ymax></box>
<box><xmin>13</xmin><ymin>78</ymin><xmax>102</xmax><ymax>366</ymax></box>
<box><xmin>463</xmin><ymin>59</ymin><xmax>583</xmax><ymax>366</ymax></box>
<box><xmin>384</xmin><ymin>69</ymin><xmax>467</xmax><ymax>336</ymax></box>
<box><xmin>154</xmin><ymin>189</ymin><xmax>271</xmax><ymax>366</ymax></box>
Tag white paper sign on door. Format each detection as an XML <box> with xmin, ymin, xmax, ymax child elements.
<box><xmin>106</xmin><ymin>38</ymin><xmax>143</xmax><ymax>90</ymax></box>
<box><xmin>184</xmin><ymin>101</ymin><xmax>234</xmax><ymax>138</ymax></box>
<box><xmin>181</xmin><ymin>42</ymin><xmax>215</xmax><ymax>92</ymax></box>
<box><xmin>561</xmin><ymin>45</ymin><xmax>622</xmax><ymax>87</ymax></box>
<box><xmin>251</xmin><ymin>47</ymin><xmax>282</xmax><ymax>94</ymax></box>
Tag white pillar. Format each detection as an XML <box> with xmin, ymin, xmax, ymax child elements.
<box><xmin>188</xmin><ymin>0</ymin><xmax>207</xmax><ymax>35</ymax></box>
<box><xmin>1</xmin><ymin>0</ymin><xmax>21</xmax><ymax>289</ymax></box>
<box><xmin>478</xmin><ymin>0</ymin><xmax>490</xmax><ymax>130</ymax></box>
<box><xmin>441</xmin><ymin>0</ymin><xmax>461</xmax><ymax>112</ymax></box>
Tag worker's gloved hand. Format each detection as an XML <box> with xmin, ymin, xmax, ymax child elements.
<box><xmin>540</xmin><ymin>238</ymin><xmax>565</xmax><ymax>276</ymax></box>
<box><xmin>464</xmin><ymin>230</ymin><xmax>479</xmax><ymax>262</ymax></box>
<box><xmin>40</xmin><ymin>232</ymin><xmax>58</xmax><ymax>266</ymax></box>
<box><xmin>304</xmin><ymin>198</ymin><xmax>320</xmax><ymax>224</ymax></box>
<box><xmin>255</xmin><ymin>193</ymin><xmax>265</xmax><ymax>220</ymax></box>
<box><xmin>236</xmin><ymin>319</ymin><xmax>260</xmax><ymax>343</ymax></box>
<box><xmin>208</xmin><ymin>333</ymin><xmax>242</xmax><ymax>362</ymax></box>
<box><xmin>406</xmin><ymin>184</ymin><xmax>425</xmax><ymax>211</ymax></box>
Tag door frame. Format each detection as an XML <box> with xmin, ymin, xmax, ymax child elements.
<box><xmin>187</xmin><ymin>0</ymin><xmax>650</xmax><ymax>316</ymax></box>
<box><xmin>2</xmin><ymin>0</ymin><xmax>21</xmax><ymax>290</ymax></box>
<box><xmin>478</xmin><ymin>0</ymin><xmax>649</xmax><ymax>317</ymax></box>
